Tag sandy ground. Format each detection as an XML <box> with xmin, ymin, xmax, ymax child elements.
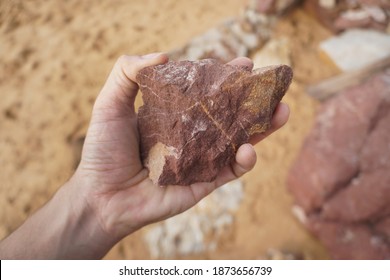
<box><xmin>0</xmin><ymin>0</ymin><xmax>338</xmax><ymax>259</ymax></box>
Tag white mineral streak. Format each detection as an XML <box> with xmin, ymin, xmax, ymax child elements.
<box><xmin>144</xmin><ymin>179</ymin><xmax>244</xmax><ymax>258</ymax></box>
<box><xmin>191</xmin><ymin>121</ymin><xmax>207</xmax><ymax>137</ymax></box>
<box><xmin>186</xmin><ymin>66</ymin><xmax>196</xmax><ymax>82</ymax></box>
<box><xmin>146</xmin><ymin>142</ymin><xmax>179</xmax><ymax>184</ymax></box>
<box><xmin>181</xmin><ymin>114</ymin><xmax>189</xmax><ymax>123</ymax></box>
<box><xmin>163</xmin><ymin>64</ymin><xmax>190</xmax><ymax>84</ymax></box>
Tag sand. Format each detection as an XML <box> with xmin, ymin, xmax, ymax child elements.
<box><xmin>0</xmin><ymin>0</ymin><xmax>338</xmax><ymax>259</ymax></box>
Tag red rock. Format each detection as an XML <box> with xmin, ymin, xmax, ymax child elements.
<box><xmin>321</xmin><ymin>168</ymin><xmax>390</xmax><ymax>222</ymax></box>
<box><xmin>360</xmin><ymin>108</ymin><xmax>390</xmax><ymax>172</ymax></box>
<box><xmin>137</xmin><ymin>59</ymin><xmax>292</xmax><ymax>186</ymax></box>
<box><xmin>287</xmin><ymin>71</ymin><xmax>390</xmax><ymax>259</ymax></box>
<box><xmin>288</xmin><ymin>74</ymin><xmax>387</xmax><ymax>212</ymax></box>
<box><xmin>375</xmin><ymin>217</ymin><xmax>390</xmax><ymax>240</ymax></box>
<box><xmin>308</xmin><ymin>218</ymin><xmax>390</xmax><ymax>259</ymax></box>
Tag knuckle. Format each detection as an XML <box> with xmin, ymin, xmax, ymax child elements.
<box><xmin>116</xmin><ymin>54</ymin><xmax>130</xmax><ymax>65</ymax></box>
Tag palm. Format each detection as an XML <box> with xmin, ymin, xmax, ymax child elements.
<box><xmin>81</xmin><ymin>111</ymin><xmax>141</xmax><ymax>188</ymax></box>
<box><xmin>79</xmin><ymin>101</ymin><xmax>223</xmax><ymax>236</ymax></box>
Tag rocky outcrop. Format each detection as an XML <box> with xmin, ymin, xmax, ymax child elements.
<box><xmin>287</xmin><ymin>70</ymin><xmax>390</xmax><ymax>259</ymax></box>
<box><xmin>305</xmin><ymin>0</ymin><xmax>390</xmax><ymax>33</ymax></box>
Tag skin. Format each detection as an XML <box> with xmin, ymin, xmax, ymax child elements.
<box><xmin>0</xmin><ymin>53</ymin><xmax>289</xmax><ymax>259</ymax></box>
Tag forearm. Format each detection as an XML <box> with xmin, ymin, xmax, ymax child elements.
<box><xmin>0</xmin><ymin>178</ymin><xmax>116</xmax><ymax>259</ymax></box>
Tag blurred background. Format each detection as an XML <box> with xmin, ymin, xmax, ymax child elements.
<box><xmin>1</xmin><ymin>0</ymin><xmax>389</xmax><ymax>259</ymax></box>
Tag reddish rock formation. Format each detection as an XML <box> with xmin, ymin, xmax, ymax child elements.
<box><xmin>137</xmin><ymin>59</ymin><xmax>292</xmax><ymax>186</ymax></box>
<box><xmin>287</xmin><ymin>70</ymin><xmax>390</xmax><ymax>259</ymax></box>
<box><xmin>305</xmin><ymin>0</ymin><xmax>390</xmax><ymax>33</ymax></box>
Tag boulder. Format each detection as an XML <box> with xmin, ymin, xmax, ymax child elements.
<box><xmin>287</xmin><ymin>70</ymin><xmax>390</xmax><ymax>259</ymax></box>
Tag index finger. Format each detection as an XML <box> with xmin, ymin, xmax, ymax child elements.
<box><xmin>227</xmin><ymin>57</ymin><xmax>254</xmax><ymax>70</ymax></box>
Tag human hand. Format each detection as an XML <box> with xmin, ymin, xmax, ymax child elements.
<box><xmin>69</xmin><ymin>53</ymin><xmax>289</xmax><ymax>253</ymax></box>
<box><xmin>0</xmin><ymin>53</ymin><xmax>289</xmax><ymax>260</ymax></box>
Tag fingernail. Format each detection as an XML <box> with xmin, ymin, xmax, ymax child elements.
<box><xmin>142</xmin><ymin>52</ymin><xmax>164</xmax><ymax>59</ymax></box>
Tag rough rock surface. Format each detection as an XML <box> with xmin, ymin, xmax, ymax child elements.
<box><xmin>137</xmin><ymin>59</ymin><xmax>292</xmax><ymax>186</ymax></box>
<box><xmin>287</xmin><ymin>70</ymin><xmax>390</xmax><ymax>259</ymax></box>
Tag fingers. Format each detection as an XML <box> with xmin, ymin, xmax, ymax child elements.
<box><xmin>250</xmin><ymin>102</ymin><xmax>290</xmax><ymax>145</ymax></box>
<box><xmin>121</xmin><ymin>53</ymin><xmax>169</xmax><ymax>85</ymax></box>
<box><xmin>227</xmin><ymin>57</ymin><xmax>254</xmax><ymax>70</ymax></box>
<box><xmin>215</xmin><ymin>143</ymin><xmax>257</xmax><ymax>187</ymax></box>
<box><xmin>95</xmin><ymin>53</ymin><xmax>169</xmax><ymax>113</ymax></box>
<box><xmin>232</xmin><ymin>143</ymin><xmax>257</xmax><ymax>177</ymax></box>
<box><xmin>214</xmin><ymin>102</ymin><xmax>289</xmax><ymax>188</ymax></box>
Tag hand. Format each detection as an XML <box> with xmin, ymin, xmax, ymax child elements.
<box><xmin>72</xmin><ymin>53</ymin><xmax>289</xmax><ymax>242</ymax></box>
<box><xmin>0</xmin><ymin>53</ymin><xmax>289</xmax><ymax>259</ymax></box>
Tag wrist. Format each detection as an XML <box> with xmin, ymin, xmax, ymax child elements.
<box><xmin>0</xmin><ymin>175</ymin><xmax>117</xmax><ymax>259</ymax></box>
<box><xmin>53</xmin><ymin>175</ymin><xmax>118</xmax><ymax>259</ymax></box>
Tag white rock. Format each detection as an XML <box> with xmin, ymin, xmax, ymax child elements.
<box><xmin>143</xmin><ymin>179</ymin><xmax>244</xmax><ymax>258</ymax></box>
<box><xmin>363</xmin><ymin>5</ymin><xmax>387</xmax><ymax>23</ymax></box>
<box><xmin>319</xmin><ymin>29</ymin><xmax>390</xmax><ymax>72</ymax></box>
<box><xmin>169</xmin><ymin>9</ymin><xmax>273</xmax><ymax>62</ymax></box>
<box><xmin>339</xmin><ymin>9</ymin><xmax>370</xmax><ymax>21</ymax></box>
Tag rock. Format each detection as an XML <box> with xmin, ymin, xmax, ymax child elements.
<box><xmin>287</xmin><ymin>70</ymin><xmax>390</xmax><ymax>259</ymax></box>
<box><xmin>308</xmin><ymin>219</ymin><xmax>390</xmax><ymax>259</ymax></box>
<box><xmin>137</xmin><ymin>59</ymin><xmax>292</xmax><ymax>186</ymax></box>
<box><xmin>319</xmin><ymin>29</ymin><xmax>390</xmax><ymax>71</ymax></box>
<box><xmin>144</xmin><ymin>179</ymin><xmax>244</xmax><ymax>258</ymax></box>
<box><xmin>169</xmin><ymin>9</ymin><xmax>274</xmax><ymax>63</ymax></box>
<box><xmin>305</xmin><ymin>0</ymin><xmax>390</xmax><ymax>33</ymax></box>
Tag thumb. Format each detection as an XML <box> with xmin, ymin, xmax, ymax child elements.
<box><xmin>215</xmin><ymin>143</ymin><xmax>257</xmax><ymax>187</ymax></box>
<box><xmin>232</xmin><ymin>143</ymin><xmax>257</xmax><ymax>178</ymax></box>
<box><xmin>93</xmin><ymin>53</ymin><xmax>169</xmax><ymax>117</ymax></box>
